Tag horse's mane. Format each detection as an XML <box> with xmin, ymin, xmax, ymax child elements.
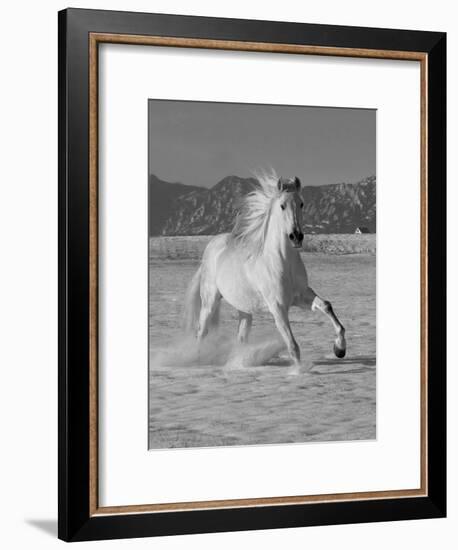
<box><xmin>229</xmin><ymin>170</ymin><xmax>280</xmax><ymax>256</ymax></box>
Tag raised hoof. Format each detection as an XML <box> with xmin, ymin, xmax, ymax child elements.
<box><xmin>333</xmin><ymin>344</ymin><xmax>346</xmax><ymax>359</ymax></box>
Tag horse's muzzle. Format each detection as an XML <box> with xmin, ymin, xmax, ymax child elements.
<box><xmin>289</xmin><ymin>230</ymin><xmax>304</xmax><ymax>248</ymax></box>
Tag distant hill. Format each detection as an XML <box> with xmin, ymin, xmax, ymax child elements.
<box><xmin>148</xmin><ymin>175</ymin><xmax>203</xmax><ymax>235</ymax></box>
<box><xmin>301</xmin><ymin>176</ymin><xmax>376</xmax><ymax>233</ymax></box>
<box><xmin>149</xmin><ymin>174</ymin><xmax>376</xmax><ymax>235</ymax></box>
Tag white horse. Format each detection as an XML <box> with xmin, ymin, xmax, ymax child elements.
<box><xmin>183</xmin><ymin>172</ymin><xmax>346</xmax><ymax>368</ymax></box>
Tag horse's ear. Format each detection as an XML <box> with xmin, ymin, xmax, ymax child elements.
<box><xmin>294</xmin><ymin>177</ymin><xmax>301</xmax><ymax>190</ymax></box>
<box><xmin>277</xmin><ymin>178</ymin><xmax>284</xmax><ymax>191</ymax></box>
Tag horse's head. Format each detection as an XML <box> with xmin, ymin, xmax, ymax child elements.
<box><xmin>275</xmin><ymin>176</ymin><xmax>304</xmax><ymax>248</ymax></box>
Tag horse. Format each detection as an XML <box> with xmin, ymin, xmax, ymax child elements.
<box><xmin>183</xmin><ymin>172</ymin><xmax>346</xmax><ymax>369</ymax></box>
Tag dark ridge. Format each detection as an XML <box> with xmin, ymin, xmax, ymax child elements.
<box><xmin>149</xmin><ymin>174</ymin><xmax>376</xmax><ymax>236</ymax></box>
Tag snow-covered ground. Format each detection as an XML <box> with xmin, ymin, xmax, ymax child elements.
<box><xmin>149</xmin><ymin>241</ymin><xmax>376</xmax><ymax>449</ymax></box>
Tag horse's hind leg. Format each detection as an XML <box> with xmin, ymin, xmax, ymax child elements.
<box><xmin>237</xmin><ymin>311</ymin><xmax>252</xmax><ymax>344</ymax></box>
<box><xmin>305</xmin><ymin>287</ymin><xmax>346</xmax><ymax>358</ymax></box>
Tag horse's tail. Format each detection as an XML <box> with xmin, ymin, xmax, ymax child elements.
<box><xmin>182</xmin><ymin>264</ymin><xmax>221</xmax><ymax>334</ymax></box>
<box><xmin>183</xmin><ymin>265</ymin><xmax>203</xmax><ymax>333</ymax></box>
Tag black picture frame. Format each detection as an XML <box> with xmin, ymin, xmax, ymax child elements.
<box><xmin>58</xmin><ymin>7</ymin><xmax>446</xmax><ymax>542</ymax></box>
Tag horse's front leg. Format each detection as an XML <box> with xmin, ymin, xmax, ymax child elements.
<box><xmin>266</xmin><ymin>302</ymin><xmax>300</xmax><ymax>368</ymax></box>
<box><xmin>304</xmin><ymin>287</ymin><xmax>346</xmax><ymax>358</ymax></box>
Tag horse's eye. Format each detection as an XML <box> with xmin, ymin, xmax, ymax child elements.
<box><xmin>280</xmin><ymin>203</ymin><xmax>286</xmax><ymax>210</ymax></box>
<box><xmin>300</xmin><ymin>202</ymin><xmax>304</xmax><ymax>208</ymax></box>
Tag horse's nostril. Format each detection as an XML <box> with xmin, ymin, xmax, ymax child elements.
<box><xmin>298</xmin><ymin>233</ymin><xmax>304</xmax><ymax>241</ymax></box>
<box><xmin>289</xmin><ymin>233</ymin><xmax>294</xmax><ymax>240</ymax></box>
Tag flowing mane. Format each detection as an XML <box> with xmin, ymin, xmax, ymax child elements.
<box><xmin>230</xmin><ymin>171</ymin><xmax>280</xmax><ymax>256</ymax></box>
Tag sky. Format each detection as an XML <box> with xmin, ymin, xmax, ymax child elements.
<box><xmin>148</xmin><ymin>99</ymin><xmax>376</xmax><ymax>188</ymax></box>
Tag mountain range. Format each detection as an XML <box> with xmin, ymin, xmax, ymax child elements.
<box><xmin>149</xmin><ymin>174</ymin><xmax>376</xmax><ymax>235</ymax></box>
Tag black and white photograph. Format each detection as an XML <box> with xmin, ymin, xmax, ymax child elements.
<box><xmin>148</xmin><ymin>99</ymin><xmax>376</xmax><ymax>449</ymax></box>
<box><xmin>0</xmin><ymin>0</ymin><xmax>451</xmax><ymax>546</ymax></box>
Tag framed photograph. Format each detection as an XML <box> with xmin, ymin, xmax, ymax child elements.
<box><xmin>58</xmin><ymin>8</ymin><xmax>446</xmax><ymax>542</ymax></box>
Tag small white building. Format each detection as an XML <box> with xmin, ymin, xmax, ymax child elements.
<box><xmin>355</xmin><ymin>226</ymin><xmax>370</xmax><ymax>234</ymax></box>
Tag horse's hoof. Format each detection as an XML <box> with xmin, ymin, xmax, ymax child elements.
<box><xmin>287</xmin><ymin>364</ymin><xmax>300</xmax><ymax>376</ymax></box>
<box><xmin>333</xmin><ymin>344</ymin><xmax>346</xmax><ymax>359</ymax></box>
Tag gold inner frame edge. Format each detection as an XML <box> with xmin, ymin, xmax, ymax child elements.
<box><xmin>88</xmin><ymin>32</ymin><xmax>428</xmax><ymax>516</ymax></box>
